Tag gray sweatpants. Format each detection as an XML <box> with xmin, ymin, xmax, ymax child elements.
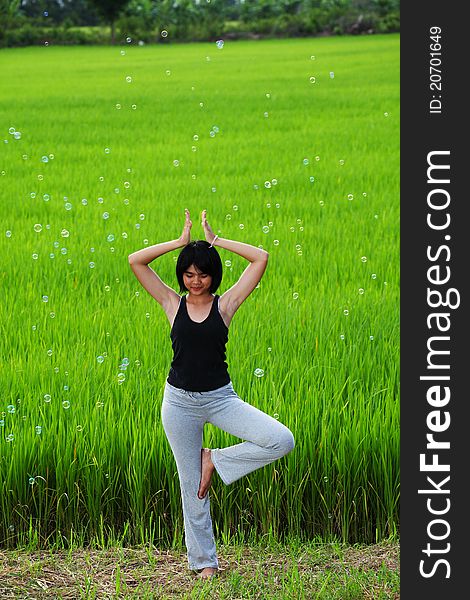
<box><xmin>161</xmin><ymin>380</ymin><xmax>295</xmax><ymax>571</ymax></box>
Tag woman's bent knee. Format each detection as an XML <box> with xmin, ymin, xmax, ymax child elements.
<box><xmin>281</xmin><ymin>428</ymin><xmax>295</xmax><ymax>455</ymax></box>
<box><xmin>270</xmin><ymin>426</ymin><xmax>295</xmax><ymax>456</ymax></box>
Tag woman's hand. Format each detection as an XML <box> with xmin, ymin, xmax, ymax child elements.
<box><xmin>201</xmin><ymin>209</ymin><xmax>216</xmax><ymax>244</ymax></box>
<box><xmin>178</xmin><ymin>208</ymin><xmax>192</xmax><ymax>246</ymax></box>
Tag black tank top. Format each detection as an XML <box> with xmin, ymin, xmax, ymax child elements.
<box><xmin>167</xmin><ymin>294</ymin><xmax>230</xmax><ymax>392</ymax></box>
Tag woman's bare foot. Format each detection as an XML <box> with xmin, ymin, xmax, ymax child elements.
<box><xmin>198</xmin><ymin>448</ymin><xmax>215</xmax><ymax>499</ymax></box>
<box><xmin>198</xmin><ymin>566</ymin><xmax>218</xmax><ymax>579</ymax></box>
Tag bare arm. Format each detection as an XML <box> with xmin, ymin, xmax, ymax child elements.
<box><xmin>201</xmin><ymin>210</ymin><xmax>268</xmax><ymax>316</ymax></box>
<box><xmin>128</xmin><ymin>209</ymin><xmax>191</xmax><ymax>311</ymax></box>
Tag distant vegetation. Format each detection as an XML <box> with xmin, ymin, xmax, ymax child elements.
<box><xmin>1</xmin><ymin>0</ymin><xmax>400</xmax><ymax>47</ymax></box>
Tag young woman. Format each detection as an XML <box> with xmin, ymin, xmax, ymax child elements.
<box><xmin>128</xmin><ymin>209</ymin><xmax>295</xmax><ymax>579</ymax></box>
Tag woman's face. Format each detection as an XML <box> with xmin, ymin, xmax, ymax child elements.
<box><xmin>183</xmin><ymin>264</ymin><xmax>212</xmax><ymax>295</ymax></box>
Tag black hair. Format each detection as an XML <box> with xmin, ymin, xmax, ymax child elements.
<box><xmin>176</xmin><ymin>240</ymin><xmax>223</xmax><ymax>294</ymax></box>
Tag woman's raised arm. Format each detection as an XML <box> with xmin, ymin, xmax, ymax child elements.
<box><xmin>201</xmin><ymin>209</ymin><xmax>268</xmax><ymax>317</ymax></box>
<box><xmin>128</xmin><ymin>209</ymin><xmax>191</xmax><ymax>310</ymax></box>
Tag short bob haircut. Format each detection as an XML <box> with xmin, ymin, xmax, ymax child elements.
<box><xmin>176</xmin><ymin>240</ymin><xmax>223</xmax><ymax>294</ymax></box>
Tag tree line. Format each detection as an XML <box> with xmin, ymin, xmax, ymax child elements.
<box><xmin>1</xmin><ymin>0</ymin><xmax>400</xmax><ymax>47</ymax></box>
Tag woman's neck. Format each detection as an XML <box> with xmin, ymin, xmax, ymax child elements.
<box><xmin>186</xmin><ymin>292</ymin><xmax>214</xmax><ymax>305</ymax></box>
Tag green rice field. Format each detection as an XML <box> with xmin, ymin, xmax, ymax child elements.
<box><xmin>0</xmin><ymin>34</ymin><xmax>399</xmax><ymax>550</ymax></box>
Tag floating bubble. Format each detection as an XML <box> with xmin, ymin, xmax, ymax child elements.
<box><xmin>126</xmin><ymin>76</ymin><xmax>132</xmax><ymax>83</ymax></box>
<box><xmin>254</xmin><ymin>368</ymin><xmax>265</xmax><ymax>378</ymax></box>
<box><xmin>62</xmin><ymin>400</ymin><xmax>70</xmax><ymax>409</ymax></box>
<box><xmin>34</xmin><ymin>224</ymin><xmax>42</xmax><ymax>233</ymax></box>
<box><xmin>340</xmin><ymin>334</ymin><xmax>345</xmax><ymax>340</ymax></box>
<box><xmin>273</xmin><ymin>240</ymin><xmax>279</xmax><ymax>246</ymax></box>
<box><xmin>370</xmin><ymin>335</ymin><xmax>374</xmax><ymax>340</ymax></box>
<box><xmin>192</xmin><ymin>145</ymin><xmax>197</xmax><ymax>152</ymax></box>
<box><xmin>211</xmin><ymin>187</ymin><xmax>216</xmax><ymax>192</ymax></box>
<box><xmin>310</xmin><ymin>55</ymin><xmax>315</xmax><ymax>60</ymax></box>
<box><xmin>126</xmin><ymin>37</ymin><xmax>132</xmax><ymax>43</ymax></box>
<box><xmin>262</xmin><ymin>225</ymin><xmax>270</xmax><ymax>233</ymax></box>
<box><xmin>35</xmin><ymin>426</ymin><xmax>42</xmax><ymax>435</ymax></box>
<box><xmin>384</xmin><ymin>112</ymin><xmax>389</xmax><ymax>117</ymax></box>
<box><xmin>14</xmin><ymin>131</ymin><xmax>21</xmax><ymax>139</ymax></box>
<box><xmin>339</xmin><ymin>159</ymin><xmax>344</xmax><ymax>165</ymax></box>
<box><xmin>363</xmin><ymin>192</ymin><xmax>367</xmax><ymax>197</ymax></box>
<box><xmin>309</xmin><ymin>76</ymin><xmax>316</xmax><ymax>83</ymax></box>
<box><xmin>161</xmin><ymin>30</ymin><xmax>168</xmax><ymax>38</ymax></box>
<box><xmin>7</xmin><ymin>405</ymin><xmax>15</xmax><ymax>414</ymax></box>
<box><xmin>315</xmin><ymin>156</ymin><xmax>320</xmax><ymax>161</ymax></box>
<box><xmin>64</xmin><ymin>202</ymin><xmax>72</xmax><ymax>210</ymax></box>
<box><xmin>329</xmin><ymin>72</ymin><xmax>335</xmax><ymax>78</ymax></box>
<box><xmin>8</xmin><ymin>127</ymin><xmax>15</xmax><ymax>134</ymax></box>
<box><xmin>49</xmin><ymin>153</ymin><xmax>54</xmax><ymax>160</ymax></box>
<box><xmin>5</xmin><ymin>230</ymin><xmax>12</xmax><ymax>237</ymax></box>
<box><xmin>232</xmin><ymin>205</ymin><xmax>238</xmax><ymax>211</ymax></box>
<box><xmin>309</xmin><ymin>176</ymin><xmax>315</xmax><ymax>183</ymax></box>
<box><xmin>193</xmin><ymin>134</ymin><xmax>199</xmax><ymax>141</ymax></box>
<box><xmin>293</xmin><ymin>292</ymin><xmax>299</xmax><ymax>300</ymax></box>
<box><xmin>343</xmin><ymin>309</ymin><xmax>349</xmax><ymax>316</ymax></box>
<box><xmin>358</xmin><ymin>288</ymin><xmax>364</xmax><ymax>295</ymax></box>
<box><xmin>271</xmin><ymin>178</ymin><xmax>277</xmax><ymax>185</ymax></box>
<box><xmin>348</xmin><ymin>194</ymin><xmax>354</xmax><ymax>201</ymax></box>
<box><xmin>264</xmin><ymin>181</ymin><xmax>271</xmax><ymax>188</ymax></box>
<box><xmin>225</xmin><ymin>214</ymin><xmax>231</xmax><ymax>220</ymax></box>
<box><xmin>23</xmin><ymin>154</ymin><xmax>28</xmax><ymax>159</ymax></box>
<box><xmin>239</xmin><ymin>224</ymin><xmax>244</xmax><ymax>229</ymax></box>
<box><xmin>210</xmin><ymin>131</ymin><xmax>215</xmax><ymax>138</ymax></box>
<box><xmin>216</xmin><ymin>40</ymin><xmax>224</xmax><ymax>49</ymax></box>
<box><xmin>166</xmin><ymin>70</ymin><xmax>171</xmax><ymax>76</ymax></box>
<box><xmin>115</xmin><ymin>104</ymin><xmax>121</xmax><ymax>109</ymax></box>
<box><xmin>42</xmin><ymin>156</ymin><xmax>49</xmax><ymax>163</ymax></box>
<box><xmin>371</xmin><ymin>273</ymin><xmax>377</xmax><ymax>279</ymax></box>
<box><xmin>139</xmin><ymin>213</ymin><xmax>145</xmax><ymax>220</ymax></box>
<box><xmin>120</xmin><ymin>50</ymin><xmax>126</xmax><ymax>56</ymax></box>
<box><xmin>38</xmin><ymin>174</ymin><xmax>43</xmax><ymax>180</ymax></box>
<box><xmin>319</xmin><ymin>200</ymin><xmax>324</xmax><ymax>207</ymax></box>
<box><xmin>173</xmin><ymin>159</ymin><xmax>180</xmax><ymax>167</ymax></box>
<box><xmin>107</xmin><ymin>234</ymin><xmax>115</xmax><ymax>242</ymax></box>
<box><xmin>266</xmin><ymin>203</ymin><xmax>271</xmax><ymax>208</ymax></box>
<box><xmin>124</xmin><ymin>181</ymin><xmax>130</xmax><ymax>188</ymax></box>
<box><xmin>104</xmin><ymin>147</ymin><xmax>110</xmax><ymax>154</ymax></box>
<box><xmin>303</xmin><ymin>158</ymin><xmax>309</xmax><ymax>166</ymax></box>
<box><xmin>275</xmin><ymin>203</ymin><xmax>280</xmax><ymax>208</ymax></box>
<box><xmin>361</xmin><ymin>256</ymin><xmax>367</xmax><ymax>263</ymax></box>
<box><xmin>32</xmin><ymin>253</ymin><xmax>38</xmax><ymax>259</ymax></box>
<box><xmin>264</xmin><ymin>112</ymin><xmax>269</xmax><ymax>118</ymax></box>
<box><xmin>89</xmin><ymin>262</ymin><xmax>95</xmax><ymax>268</ymax></box>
